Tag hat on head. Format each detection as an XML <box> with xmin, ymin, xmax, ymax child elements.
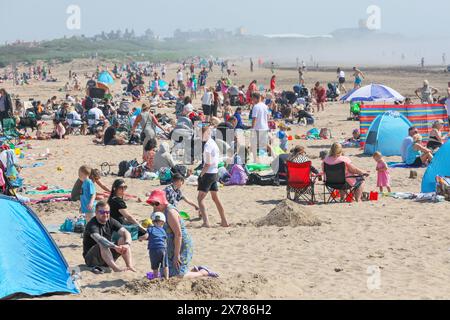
<box><xmin>151</xmin><ymin>212</ymin><xmax>166</xmax><ymax>223</ymax></box>
<box><xmin>146</xmin><ymin>189</ymin><xmax>169</xmax><ymax>206</ymax></box>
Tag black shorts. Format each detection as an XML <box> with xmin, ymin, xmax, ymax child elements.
<box><xmin>198</xmin><ymin>173</ymin><xmax>219</xmax><ymax>193</ymax></box>
<box><xmin>339</xmin><ymin>77</ymin><xmax>346</xmax><ymax>84</ymax></box>
<box><xmin>411</xmin><ymin>157</ymin><xmax>423</xmax><ymax>167</ymax></box>
<box><xmin>427</xmin><ymin>140</ymin><xmax>442</xmax><ymax>150</ymax></box>
<box><xmin>149</xmin><ymin>248</ymin><xmax>168</xmax><ymax>270</ymax></box>
<box><xmin>202</xmin><ymin>104</ymin><xmax>212</xmax><ymax>116</ymax></box>
<box><xmin>84</xmin><ymin>244</ymin><xmax>121</xmax><ymax>267</ymax></box>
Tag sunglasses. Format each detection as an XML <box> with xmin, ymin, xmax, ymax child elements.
<box><xmin>149</xmin><ymin>202</ymin><xmax>160</xmax><ymax>207</ymax></box>
<box><xmin>98</xmin><ymin>210</ymin><xmax>110</xmax><ymax>215</ymax></box>
<box><xmin>117</xmin><ymin>185</ymin><xmax>128</xmax><ymax>190</ymax></box>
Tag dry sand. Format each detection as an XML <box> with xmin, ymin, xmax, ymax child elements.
<box><xmin>4</xmin><ymin>59</ymin><xmax>450</xmax><ymax>300</ymax></box>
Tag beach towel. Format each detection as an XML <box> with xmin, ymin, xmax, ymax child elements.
<box><xmin>387</xmin><ymin>162</ymin><xmax>422</xmax><ymax>169</ymax></box>
<box><xmin>26</xmin><ymin>189</ymin><xmax>72</xmax><ymax>195</ymax></box>
<box><xmin>21</xmin><ymin>162</ymin><xmax>45</xmax><ymax>169</ymax></box>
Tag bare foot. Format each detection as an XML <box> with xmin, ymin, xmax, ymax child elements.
<box><xmin>201</xmin><ymin>223</ymin><xmax>211</xmax><ymax>228</ymax></box>
<box><xmin>221</xmin><ymin>222</ymin><xmax>230</xmax><ymax>228</ymax></box>
<box><xmin>126</xmin><ymin>266</ymin><xmax>137</xmax><ymax>272</ymax></box>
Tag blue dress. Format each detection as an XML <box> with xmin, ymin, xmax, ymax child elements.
<box><xmin>162</xmin><ymin>205</ymin><xmax>193</xmax><ymax>277</ymax></box>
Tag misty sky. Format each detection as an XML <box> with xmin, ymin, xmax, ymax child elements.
<box><xmin>1</xmin><ymin>0</ymin><xmax>448</xmax><ymax>42</ymax></box>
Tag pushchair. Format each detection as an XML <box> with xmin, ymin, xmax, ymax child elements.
<box><xmin>327</xmin><ymin>83</ymin><xmax>340</xmax><ymax>101</ymax></box>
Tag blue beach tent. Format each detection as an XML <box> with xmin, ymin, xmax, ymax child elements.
<box><xmin>0</xmin><ymin>195</ymin><xmax>79</xmax><ymax>299</ymax></box>
<box><xmin>364</xmin><ymin>111</ymin><xmax>413</xmax><ymax>156</ymax></box>
<box><xmin>98</xmin><ymin>71</ymin><xmax>115</xmax><ymax>85</ymax></box>
<box><xmin>421</xmin><ymin>141</ymin><xmax>450</xmax><ymax>193</ymax></box>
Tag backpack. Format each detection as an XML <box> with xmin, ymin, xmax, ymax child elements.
<box><xmin>118</xmin><ymin>159</ymin><xmax>139</xmax><ymax>177</ymax></box>
<box><xmin>225</xmin><ymin>165</ymin><xmax>248</xmax><ymax>186</ymax></box>
<box><xmin>158</xmin><ymin>167</ymin><xmax>173</xmax><ymax>185</ymax></box>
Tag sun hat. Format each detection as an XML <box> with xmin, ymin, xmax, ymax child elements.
<box><xmin>146</xmin><ymin>189</ymin><xmax>169</xmax><ymax>206</ymax></box>
<box><xmin>151</xmin><ymin>212</ymin><xmax>166</xmax><ymax>223</ymax></box>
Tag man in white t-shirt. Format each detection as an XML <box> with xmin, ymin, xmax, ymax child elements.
<box><xmin>176</xmin><ymin>69</ymin><xmax>184</xmax><ymax>91</ymax></box>
<box><xmin>88</xmin><ymin>103</ymin><xmax>106</xmax><ymax>127</ymax></box>
<box><xmin>197</xmin><ymin>125</ymin><xmax>229</xmax><ymax>228</ymax></box>
<box><xmin>251</xmin><ymin>92</ymin><xmax>271</xmax><ymax>161</ymax></box>
<box><xmin>201</xmin><ymin>88</ymin><xmax>214</xmax><ymax>122</ymax></box>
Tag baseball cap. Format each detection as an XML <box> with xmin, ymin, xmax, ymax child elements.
<box><xmin>151</xmin><ymin>212</ymin><xmax>166</xmax><ymax>223</ymax></box>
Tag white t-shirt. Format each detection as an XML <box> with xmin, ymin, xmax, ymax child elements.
<box><xmin>203</xmin><ymin>138</ymin><xmax>220</xmax><ymax>174</ymax></box>
<box><xmin>339</xmin><ymin>71</ymin><xmax>345</xmax><ymax>78</ymax></box>
<box><xmin>177</xmin><ymin>71</ymin><xmax>183</xmax><ymax>82</ymax></box>
<box><xmin>202</xmin><ymin>92</ymin><xmax>213</xmax><ymax>106</ymax></box>
<box><xmin>67</xmin><ymin>111</ymin><xmax>81</xmax><ymax>125</ymax></box>
<box><xmin>251</xmin><ymin>102</ymin><xmax>270</xmax><ymax>130</ymax></box>
<box><xmin>183</xmin><ymin>103</ymin><xmax>194</xmax><ymax>115</ymax></box>
<box><xmin>88</xmin><ymin>107</ymin><xmax>104</xmax><ymax>126</ymax></box>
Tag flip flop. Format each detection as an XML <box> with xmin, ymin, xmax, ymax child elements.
<box><xmin>91</xmin><ymin>266</ymin><xmax>105</xmax><ymax>275</ymax></box>
<box><xmin>197</xmin><ymin>266</ymin><xmax>219</xmax><ymax>278</ymax></box>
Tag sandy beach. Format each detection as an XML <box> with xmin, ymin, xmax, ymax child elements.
<box><xmin>4</xmin><ymin>59</ymin><xmax>450</xmax><ymax>300</ymax></box>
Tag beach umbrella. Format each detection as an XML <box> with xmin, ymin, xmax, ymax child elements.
<box><xmin>340</xmin><ymin>84</ymin><xmax>405</xmax><ymax>103</ymax></box>
<box><xmin>97</xmin><ymin>71</ymin><xmax>115</xmax><ymax>85</ymax></box>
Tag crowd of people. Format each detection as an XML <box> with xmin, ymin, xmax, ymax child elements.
<box><xmin>1</xmin><ymin>57</ymin><xmax>449</xmax><ymax>281</ymax></box>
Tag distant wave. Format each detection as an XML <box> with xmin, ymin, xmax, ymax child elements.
<box><xmin>263</xmin><ymin>34</ymin><xmax>333</xmax><ymax>39</ymax></box>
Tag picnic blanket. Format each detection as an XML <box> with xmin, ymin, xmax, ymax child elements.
<box><xmin>360</xmin><ymin>104</ymin><xmax>449</xmax><ymax>140</ymax></box>
<box><xmin>387</xmin><ymin>162</ymin><xmax>423</xmax><ymax>169</ymax></box>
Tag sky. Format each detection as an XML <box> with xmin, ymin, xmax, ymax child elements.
<box><xmin>1</xmin><ymin>0</ymin><xmax>448</xmax><ymax>43</ymax></box>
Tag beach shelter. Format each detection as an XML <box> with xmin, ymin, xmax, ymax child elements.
<box><xmin>97</xmin><ymin>71</ymin><xmax>115</xmax><ymax>85</ymax></box>
<box><xmin>341</xmin><ymin>84</ymin><xmax>405</xmax><ymax>103</ymax></box>
<box><xmin>421</xmin><ymin>141</ymin><xmax>450</xmax><ymax>193</ymax></box>
<box><xmin>364</xmin><ymin>111</ymin><xmax>413</xmax><ymax>156</ymax></box>
<box><xmin>0</xmin><ymin>195</ymin><xmax>79</xmax><ymax>299</ymax></box>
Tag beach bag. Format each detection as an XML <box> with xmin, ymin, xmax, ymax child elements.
<box><xmin>60</xmin><ymin>218</ymin><xmax>75</xmax><ymax>232</ymax></box>
<box><xmin>158</xmin><ymin>167</ymin><xmax>173</xmax><ymax>185</ymax></box>
<box><xmin>118</xmin><ymin>159</ymin><xmax>139</xmax><ymax>177</ymax></box>
<box><xmin>247</xmin><ymin>173</ymin><xmax>276</xmax><ymax>186</ymax></box>
<box><xmin>73</xmin><ymin>218</ymin><xmax>86</xmax><ymax>234</ymax></box>
<box><xmin>225</xmin><ymin>165</ymin><xmax>248</xmax><ymax>186</ymax></box>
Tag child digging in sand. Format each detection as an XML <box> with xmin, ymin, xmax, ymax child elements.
<box><xmin>373</xmin><ymin>152</ymin><xmax>391</xmax><ymax>193</ymax></box>
<box><xmin>139</xmin><ymin>212</ymin><xmax>169</xmax><ymax>280</ymax></box>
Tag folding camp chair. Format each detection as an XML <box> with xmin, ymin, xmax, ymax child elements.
<box><xmin>286</xmin><ymin>161</ymin><xmax>316</xmax><ymax>204</ymax></box>
<box><xmin>322</xmin><ymin>162</ymin><xmax>364</xmax><ymax>203</ymax></box>
<box><xmin>66</xmin><ymin>114</ymin><xmax>82</xmax><ymax>135</ymax></box>
<box><xmin>1</xmin><ymin>118</ymin><xmax>21</xmax><ymax>145</ymax></box>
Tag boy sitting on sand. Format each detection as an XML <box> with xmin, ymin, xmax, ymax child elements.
<box><xmin>139</xmin><ymin>212</ymin><xmax>169</xmax><ymax>280</ymax></box>
<box><xmin>164</xmin><ymin>173</ymin><xmax>199</xmax><ymax>211</ymax></box>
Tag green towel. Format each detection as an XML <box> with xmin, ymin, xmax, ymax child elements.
<box><xmin>26</xmin><ymin>189</ymin><xmax>72</xmax><ymax>195</ymax></box>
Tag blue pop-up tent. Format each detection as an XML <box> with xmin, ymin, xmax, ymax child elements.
<box><xmin>0</xmin><ymin>195</ymin><xmax>79</xmax><ymax>299</ymax></box>
<box><xmin>422</xmin><ymin>141</ymin><xmax>450</xmax><ymax>193</ymax></box>
<box><xmin>98</xmin><ymin>71</ymin><xmax>115</xmax><ymax>85</ymax></box>
<box><xmin>364</xmin><ymin>111</ymin><xmax>413</xmax><ymax>156</ymax></box>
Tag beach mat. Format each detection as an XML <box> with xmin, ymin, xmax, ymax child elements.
<box><xmin>387</xmin><ymin>162</ymin><xmax>422</xmax><ymax>169</ymax></box>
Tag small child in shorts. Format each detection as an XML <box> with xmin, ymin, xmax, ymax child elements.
<box><xmin>140</xmin><ymin>212</ymin><xmax>169</xmax><ymax>280</ymax></box>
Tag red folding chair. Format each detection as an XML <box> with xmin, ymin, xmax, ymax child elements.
<box><xmin>286</xmin><ymin>161</ymin><xmax>316</xmax><ymax>204</ymax></box>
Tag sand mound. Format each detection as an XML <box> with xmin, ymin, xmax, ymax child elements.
<box><xmin>119</xmin><ymin>274</ymin><xmax>269</xmax><ymax>300</ymax></box>
<box><xmin>255</xmin><ymin>200</ymin><xmax>321</xmax><ymax>228</ymax></box>
<box><xmin>30</xmin><ymin>201</ymin><xmax>80</xmax><ymax>217</ymax></box>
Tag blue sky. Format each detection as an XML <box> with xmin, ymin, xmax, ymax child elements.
<box><xmin>1</xmin><ymin>0</ymin><xmax>448</xmax><ymax>42</ymax></box>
